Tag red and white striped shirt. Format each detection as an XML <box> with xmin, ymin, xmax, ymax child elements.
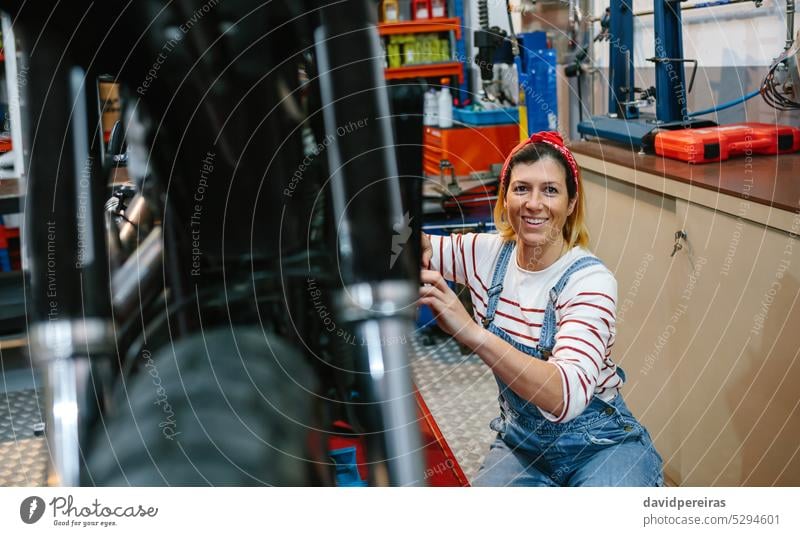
<box><xmin>429</xmin><ymin>232</ymin><xmax>622</xmax><ymax>423</ymax></box>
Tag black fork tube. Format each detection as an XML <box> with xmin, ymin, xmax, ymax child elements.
<box><xmin>316</xmin><ymin>1</ymin><xmax>424</xmax><ymax>486</ymax></box>
<box><xmin>17</xmin><ymin>15</ymin><xmax>113</xmax><ymax>485</ymax></box>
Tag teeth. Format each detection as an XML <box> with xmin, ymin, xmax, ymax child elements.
<box><xmin>524</xmin><ymin>217</ymin><xmax>546</xmax><ymax>224</ymax></box>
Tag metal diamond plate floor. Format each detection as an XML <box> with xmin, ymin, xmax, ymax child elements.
<box><xmin>409</xmin><ymin>331</ymin><xmax>499</xmax><ymax>483</ymax></box>
<box><xmin>0</xmin><ymin>389</ymin><xmax>48</xmax><ymax>486</ymax></box>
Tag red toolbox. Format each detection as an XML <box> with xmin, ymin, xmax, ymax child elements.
<box><xmin>423</xmin><ymin>123</ymin><xmax>519</xmax><ymax>177</ymax></box>
<box><xmin>654</xmin><ymin>122</ymin><xmax>800</xmax><ymax>164</ymax></box>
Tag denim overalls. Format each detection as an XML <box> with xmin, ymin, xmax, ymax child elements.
<box><xmin>473</xmin><ymin>242</ymin><xmax>664</xmax><ymax>486</ymax></box>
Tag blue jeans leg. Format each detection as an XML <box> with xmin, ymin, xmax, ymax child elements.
<box><xmin>566</xmin><ymin>436</ymin><xmax>664</xmax><ymax>487</ymax></box>
<box><xmin>472</xmin><ymin>435</ymin><xmax>558</xmax><ymax>487</ymax></box>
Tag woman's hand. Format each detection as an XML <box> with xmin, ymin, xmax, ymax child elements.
<box><xmin>419</xmin><ymin>269</ymin><xmax>480</xmax><ymax>344</ymax></box>
<box><xmin>421</xmin><ymin>232</ymin><xmax>432</xmax><ymax>269</ymax></box>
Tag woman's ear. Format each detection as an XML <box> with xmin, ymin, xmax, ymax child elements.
<box><xmin>567</xmin><ymin>195</ymin><xmax>578</xmax><ymax>217</ymax></box>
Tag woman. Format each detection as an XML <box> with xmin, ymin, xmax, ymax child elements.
<box><xmin>419</xmin><ymin>131</ymin><xmax>663</xmax><ymax>486</ymax></box>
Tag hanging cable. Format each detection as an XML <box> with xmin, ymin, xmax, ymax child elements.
<box><xmin>760</xmin><ymin>1</ymin><xmax>800</xmax><ymax>111</ymax></box>
<box><xmin>688</xmin><ymin>89</ymin><xmax>760</xmax><ymax>116</ymax></box>
<box><xmin>760</xmin><ymin>51</ymin><xmax>800</xmax><ymax>111</ymax></box>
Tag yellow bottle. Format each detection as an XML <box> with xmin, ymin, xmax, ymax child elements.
<box><xmin>382</xmin><ymin>0</ymin><xmax>399</xmax><ymax>22</ymax></box>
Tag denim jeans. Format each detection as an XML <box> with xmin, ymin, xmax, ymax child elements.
<box><xmin>473</xmin><ymin>241</ymin><xmax>664</xmax><ymax>486</ymax></box>
<box><xmin>473</xmin><ymin>393</ymin><xmax>664</xmax><ymax>486</ymax></box>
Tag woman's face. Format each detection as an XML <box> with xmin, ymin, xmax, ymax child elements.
<box><xmin>505</xmin><ymin>157</ymin><xmax>577</xmax><ymax>261</ymax></box>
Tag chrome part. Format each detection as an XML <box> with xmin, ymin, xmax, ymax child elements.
<box><xmin>29</xmin><ymin>319</ymin><xmax>114</xmax><ymax>362</ymax></box>
<box><xmin>118</xmin><ymin>194</ymin><xmax>153</xmax><ymax>250</ymax></box>
<box><xmin>111</xmin><ymin>227</ymin><xmax>163</xmax><ymax>317</ymax></box>
<box><xmin>105</xmin><ymin>210</ymin><xmax>123</xmax><ymax>271</ymax></box>
<box><xmin>29</xmin><ymin>319</ymin><xmax>113</xmax><ymax>485</ymax></box>
<box><xmin>334</xmin><ymin>281</ymin><xmax>418</xmax><ymax>323</ymax></box>
<box><xmin>313</xmin><ymin>25</ymin><xmax>354</xmax><ymax>261</ymax></box>
<box><xmin>69</xmin><ymin>66</ymin><xmax>96</xmax><ymax>269</ymax></box>
<box><xmin>42</xmin><ymin>356</ymin><xmax>91</xmax><ymax>486</ymax></box>
<box><xmin>354</xmin><ymin>318</ymin><xmax>423</xmax><ymax>486</ymax></box>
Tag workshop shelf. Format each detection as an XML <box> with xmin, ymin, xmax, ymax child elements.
<box><xmin>377</xmin><ymin>17</ymin><xmax>461</xmax><ymax>40</ymax></box>
<box><xmin>384</xmin><ymin>61</ymin><xmax>463</xmax><ymax>82</ymax></box>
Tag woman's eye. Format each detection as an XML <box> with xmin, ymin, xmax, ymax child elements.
<box><xmin>545</xmin><ymin>186</ymin><xmax>559</xmax><ymax>194</ymax></box>
<box><xmin>513</xmin><ymin>185</ymin><xmax>527</xmax><ymax>193</ymax></box>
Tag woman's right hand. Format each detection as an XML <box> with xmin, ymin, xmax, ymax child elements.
<box><xmin>421</xmin><ymin>232</ymin><xmax>432</xmax><ymax>269</ymax></box>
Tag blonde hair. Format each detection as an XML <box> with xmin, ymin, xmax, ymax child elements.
<box><xmin>493</xmin><ymin>152</ymin><xmax>590</xmax><ymax>249</ymax></box>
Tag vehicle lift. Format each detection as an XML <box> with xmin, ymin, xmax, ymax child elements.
<box><xmin>578</xmin><ymin>0</ymin><xmax>715</xmax><ymax>149</ymax></box>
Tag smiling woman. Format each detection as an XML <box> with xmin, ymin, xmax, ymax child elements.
<box><xmin>493</xmin><ymin>131</ymin><xmax>589</xmax><ymax>271</ymax></box>
<box><xmin>419</xmin><ymin>131</ymin><xmax>664</xmax><ymax>487</ymax></box>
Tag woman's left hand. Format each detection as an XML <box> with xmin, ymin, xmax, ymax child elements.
<box><xmin>419</xmin><ymin>270</ymin><xmax>479</xmax><ymax>343</ymax></box>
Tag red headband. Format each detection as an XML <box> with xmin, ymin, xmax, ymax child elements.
<box><xmin>499</xmin><ymin>131</ymin><xmax>579</xmax><ymax>192</ymax></box>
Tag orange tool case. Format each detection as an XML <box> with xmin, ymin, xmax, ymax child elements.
<box><xmin>654</xmin><ymin>122</ymin><xmax>800</xmax><ymax>164</ymax></box>
<box><xmin>423</xmin><ymin>123</ymin><xmax>519</xmax><ymax>177</ymax></box>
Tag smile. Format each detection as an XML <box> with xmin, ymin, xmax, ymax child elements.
<box><xmin>523</xmin><ymin>217</ymin><xmax>548</xmax><ymax>226</ymax></box>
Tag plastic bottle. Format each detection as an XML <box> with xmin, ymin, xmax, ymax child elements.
<box><xmin>437</xmin><ymin>86</ymin><xmax>453</xmax><ymax>128</ymax></box>
<box><xmin>431</xmin><ymin>0</ymin><xmax>446</xmax><ymax>18</ymax></box>
<box><xmin>382</xmin><ymin>0</ymin><xmax>399</xmax><ymax>22</ymax></box>
<box><xmin>412</xmin><ymin>0</ymin><xmax>431</xmax><ymax>20</ymax></box>
<box><xmin>423</xmin><ymin>90</ymin><xmax>438</xmax><ymax>126</ymax></box>
<box><xmin>398</xmin><ymin>0</ymin><xmax>412</xmax><ymax>20</ymax></box>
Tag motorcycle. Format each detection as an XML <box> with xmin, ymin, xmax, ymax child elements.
<box><xmin>6</xmin><ymin>0</ymin><xmax>426</xmax><ymax>486</ymax></box>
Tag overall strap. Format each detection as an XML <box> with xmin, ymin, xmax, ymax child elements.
<box><xmin>482</xmin><ymin>241</ymin><xmax>515</xmax><ymax>328</ymax></box>
<box><xmin>537</xmin><ymin>256</ymin><xmax>604</xmax><ymax>355</ymax></box>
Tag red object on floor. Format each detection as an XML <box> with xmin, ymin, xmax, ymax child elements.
<box><xmin>326</xmin><ymin>388</ymin><xmax>469</xmax><ymax>486</ymax></box>
<box><xmin>415</xmin><ymin>387</ymin><xmax>470</xmax><ymax>486</ymax></box>
<box><xmin>654</xmin><ymin>122</ymin><xmax>800</xmax><ymax>164</ymax></box>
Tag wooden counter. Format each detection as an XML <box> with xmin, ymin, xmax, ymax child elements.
<box><xmin>569</xmin><ymin>138</ymin><xmax>800</xmax><ymax>486</ymax></box>
<box><xmin>570</xmin><ymin>139</ymin><xmax>800</xmax><ymax>234</ymax></box>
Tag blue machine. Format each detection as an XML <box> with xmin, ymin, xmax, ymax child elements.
<box><xmin>518</xmin><ymin>31</ymin><xmax>559</xmax><ymax>135</ymax></box>
<box><xmin>578</xmin><ymin>0</ymin><xmax>714</xmax><ymax>148</ymax></box>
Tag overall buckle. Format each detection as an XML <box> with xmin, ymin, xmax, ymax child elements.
<box><xmin>488</xmin><ymin>283</ymin><xmax>503</xmax><ymax>297</ymax></box>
